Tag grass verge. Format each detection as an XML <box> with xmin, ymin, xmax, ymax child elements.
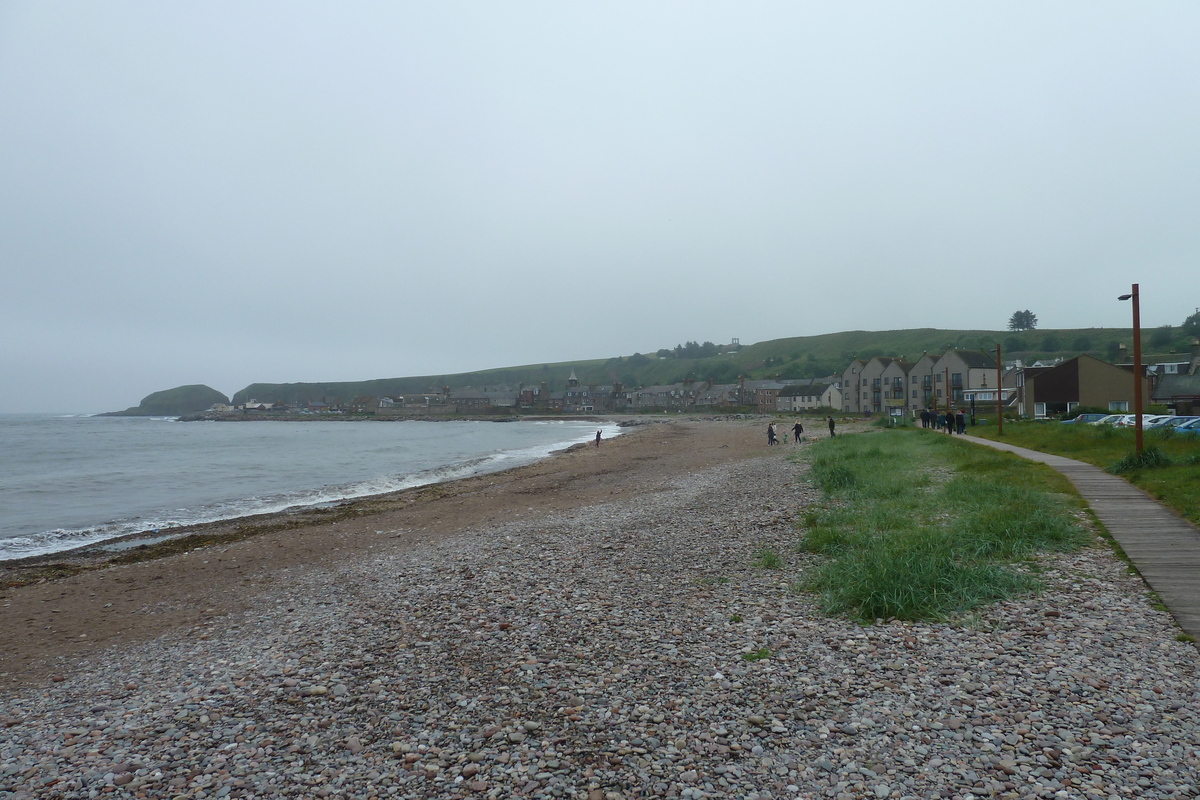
<box><xmin>969</xmin><ymin>421</ymin><xmax>1200</xmax><ymax>527</ymax></box>
<box><xmin>793</xmin><ymin>430</ymin><xmax>1089</xmax><ymax>622</ymax></box>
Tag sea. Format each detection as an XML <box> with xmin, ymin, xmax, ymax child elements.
<box><xmin>0</xmin><ymin>414</ymin><xmax>621</xmax><ymax>562</ymax></box>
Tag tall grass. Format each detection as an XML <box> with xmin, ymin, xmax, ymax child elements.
<box><xmin>795</xmin><ymin>431</ymin><xmax>1087</xmax><ymax>622</ymax></box>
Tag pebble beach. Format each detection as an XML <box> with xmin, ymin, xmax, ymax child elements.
<box><xmin>2</xmin><ymin>420</ymin><xmax>1198</xmax><ymax>799</ymax></box>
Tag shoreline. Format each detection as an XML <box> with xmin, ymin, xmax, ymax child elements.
<box><xmin>0</xmin><ymin>418</ymin><xmax>775</xmax><ymax>689</ymax></box>
<box><xmin>0</xmin><ymin>422</ymin><xmax>632</xmax><ymax>575</ymax></box>
<box><xmin>0</xmin><ymin>415</ymin><xmax>666</xmax><ymax>568</ymax></box>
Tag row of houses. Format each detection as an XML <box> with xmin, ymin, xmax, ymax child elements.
<box><xmin>841</xmin><ymin>350</ymin><xmax>1013</xmax><ymax>418</ymax></box>
<box><xmin>373</xmin><ymin>372</ymin><xmax>838</xmax><ymax>415</ymax></box>
<box><xmin>224</xmin><ymin>340</ymin><xmax>1200</xmax><ymax>420</ymax></box>
<box><xmin>839</xmin><ymin>340</ymin><xmax>1200</xmax><ymax>419</ymax></box>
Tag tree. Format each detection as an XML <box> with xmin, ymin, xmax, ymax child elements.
<box><xmin>1008</xmin><ymin>310</ymin><xmax>1038</xmax><ymax>331</ymax></box>
<box><xmin>1041</xmin><ymin>334</ymin><xmax>1061</xmax><ymax>352</ymax></box>
<box><xmin>1182</xmin><ymin>309</ymin><xmax>1200</xmax><ymax>338</ymax></box>
<box><xmin>1072</xmin><ymin>335</ymin><xmax>1093</xmax><ymax>351</ymax></box>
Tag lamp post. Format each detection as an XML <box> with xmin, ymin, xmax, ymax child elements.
<box><xmin>1118</xmin><ymin>284</ymin><xmax>1143</xmax><ymax>454</ymax></box>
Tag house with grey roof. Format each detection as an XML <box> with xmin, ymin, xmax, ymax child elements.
<box><xmin>776</xmin><ymin>382</ymin><xmax>840</xmax><ymax>412</ymax></box>
<box><xmin>930</xmin><ymin>349</ymin><xmax>1001</xmax><ymax>409</ymax></box>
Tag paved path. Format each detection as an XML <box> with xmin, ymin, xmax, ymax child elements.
<box><xmin>960</xmin><ymin>434</ymin><xmax>1200</xmax><ymax>639</ymax></box>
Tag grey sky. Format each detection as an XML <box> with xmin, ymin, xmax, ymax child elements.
<box><xmin>2</xmin><ymin>3</ymin><xmax>1197</xmax><ymax>413</ymax></box>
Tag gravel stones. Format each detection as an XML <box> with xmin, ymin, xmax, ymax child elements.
<box><xmin>1</xmin><ymin>449</ymin><xmax>1198</xmax><ymax>799</ymax></box>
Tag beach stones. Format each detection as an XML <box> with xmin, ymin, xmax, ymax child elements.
<box><xmin>1</xmin><ymin>428</ymin><xmax>1198</xmax><ymax>799</ymax></box>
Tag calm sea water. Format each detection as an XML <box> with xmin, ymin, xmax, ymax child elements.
<box><xmin>0</xmin><ymin>414</ymin><xmax>619</xmax><ymax>561</ymax></box>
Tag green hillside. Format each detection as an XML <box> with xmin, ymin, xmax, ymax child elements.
<box><xmin>107</xmin><ymin>384</ymin><xmax>230</xmax><ymax>416</ymax></box>
<box><xmin>226</xmin><ymin>324</ymin><xmax>1190</xmax><ymax>406</ymax></box>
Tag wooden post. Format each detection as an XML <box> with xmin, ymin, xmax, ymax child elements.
<box><xmin>945</xmin><ymin>367</ymin><xmax>951</xmax><ymax>414</ymax></box>
<box><xmin>996</xmin><ymin>343</ymin><xmax>1004</xmax><ymax>435</ymax></box>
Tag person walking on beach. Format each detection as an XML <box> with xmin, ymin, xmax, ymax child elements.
<box><xmin>792</xmin><ymin>421</ymin><xmax>803</xmax><ymax>442</ymax></box>
<box><xmin>956</xmin><ymin>410</ymin><xmax>966</xmax><ymax>435</ymax></box>
<box><xmin>595</xmin><ymin>430</ymin><xmax>602</xmax><ymax>447</ymax></box>
<box><xmin>767</xmin><ymin>422</ymin><xmax>777</xmax><ymax>446</ymax></box>
<box><xmin>827</xmin><ymin>416</ymin><xmax>836</xmax><ymax>437</ymax></box>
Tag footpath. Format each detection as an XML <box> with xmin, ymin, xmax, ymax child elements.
<box><xmin>961</xmin><ymin>434</ymin><xmax>1200</xmax><ymax>640</ymax></box>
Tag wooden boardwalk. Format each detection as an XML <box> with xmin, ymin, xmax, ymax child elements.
<box><xmin>961</xmin><ymin>435</ymin><xmax>1200</xmax><ymax>639</ymax></box>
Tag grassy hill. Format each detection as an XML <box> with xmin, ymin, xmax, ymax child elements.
<box><xmin>107</xmin><ymin>385</ymin><xmax>230</xmax><ymax>416</ymax></box>
<box><xmin>227</xmin><ymin>324</ymin><xmax>1190</xmax><ymax>406</ymax></box>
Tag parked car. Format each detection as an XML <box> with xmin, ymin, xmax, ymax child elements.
<box><xmin>1150</xmin><ymin>415</ymin><xmax>1200</xmax><ymax>429</ymax></box>
<box><xmin>1115</xmin><ymin>414</ymin><xmax>1172</xmax><ymax>427</ymax></box>
<box><xmin>1176</xmin><ymin>419</ymin><xmax>1200</xmax><ymax>436</ymax></box>
<box><xmin>1089</xmin><ymin>414</ymin><xmax>1126</xmax><ymax>425</ymax></box>
<box><xmin>1062</xmin><ymin>413</ymin><xmax>1108</xmax><ymax>424</ymax></box>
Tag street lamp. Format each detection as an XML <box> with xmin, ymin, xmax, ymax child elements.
<box><xmin>1118</xmin><ymin>284</ymin><xmax>1143</xmax><ymax>453</ymax></box>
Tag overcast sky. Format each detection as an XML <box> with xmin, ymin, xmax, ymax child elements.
<box><xmin>2</xmin><ymin>3</ymin><xmax>1198</xmax><ymax>413</ymax></box>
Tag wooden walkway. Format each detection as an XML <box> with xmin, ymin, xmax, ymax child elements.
<box><xmin>961</xmin><ymin>435</ymin><xmax>1200</xmax><ymax>639</ymax></box>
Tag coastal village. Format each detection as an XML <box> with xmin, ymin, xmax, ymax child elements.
<box><xmin>225</xmin><ymin>340</ymin><xmax>1200</xmax><ymax>420</ymax></box>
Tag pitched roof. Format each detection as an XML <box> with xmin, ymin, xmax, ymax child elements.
<box><xmin>1153</xmin><ymin>374</ymin><xmax>1200</xmax><ymax>400</ymax></box>
<box><xmin>779</xmin><ymin>383</ymin><xmax>833</xmax><ymax>397</ymax></box>
<box><xmin>949</xmin><ymin>349</ymin><xmax>998</xmax><ymax>369</ymax></box>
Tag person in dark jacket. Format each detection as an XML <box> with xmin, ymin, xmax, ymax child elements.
<box><xmin>827</xmin><ymin>416</ymin><xmax>836</xmax><ymax>437</ymax></box>
<box><xmin>792</xmin><ymin>421</ymin><xmax>804</xmax><ymax>442</ymax></box>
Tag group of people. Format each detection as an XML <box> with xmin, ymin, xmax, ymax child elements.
<box><xmin>921</xmin><ymin>408</ymin><xmax>967</xmax><ymax>435</ymax></box>
<box><xmin>768</xmin><ymin>417</ymin><xmax>836</xmax><ymax>446</ymax></box>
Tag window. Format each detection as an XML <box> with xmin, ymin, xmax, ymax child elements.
<box><xmin>1109</xmin><ymin>401</ymin><xmax>1129</xmax><ymax>412</ymax></box>
<box><xmin>912</xmin><ymin>390</ymin><xmax>918</xmax><ymax>398</ymax></box>
<box><xmin>1035</xmin><ymin>402</ymin><xmax>1047</xmax><ymax>418</ymax></box>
